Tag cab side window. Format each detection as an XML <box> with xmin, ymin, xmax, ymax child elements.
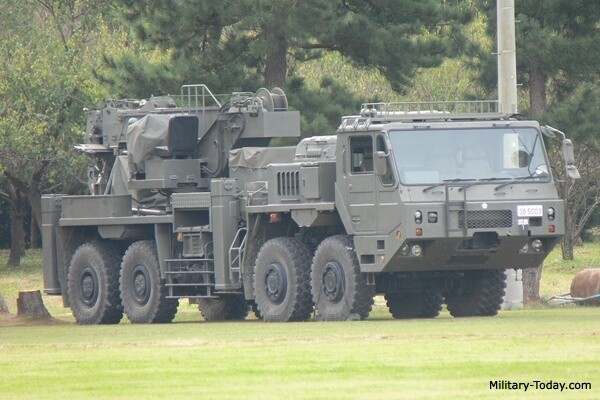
<box><xmin>350</xmin><ymin>136</ymin><xmax>373</xmax><ymax>173</ymax></box>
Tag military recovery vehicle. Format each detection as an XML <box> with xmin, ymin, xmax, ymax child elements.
<box><xmin>41</xmin><ymin>83</ymin><xmax>579</xmax><ymax>324</ymax></box>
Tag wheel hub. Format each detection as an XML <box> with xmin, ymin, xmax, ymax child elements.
<box><xmin>322</xmin><ymin>261</ymin><xmax>344</xmax><ymax>302</ymax></box>
<box><xmin>80</xmin><ymin>266</ymin><xmax>99</xmax><ymax>307</ymax></box>
<box><xmin>265</xmin><ymin>263</ymin><xmax>287</xmax><ymax>304</ymax></box>
<box><xmin>132</xmin><ymin>265</ymin><xmax>151</xmax><ymax>305</ymax></box>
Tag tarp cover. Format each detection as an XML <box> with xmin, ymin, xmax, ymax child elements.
<box><xmin>127</xmin><ymin>114</ymin><xmax>172</xmax><ymax>175</ymax></box>
<box><xmin>229</xmin><ymin>146</ymin><xmax>296</xmax><ymax>169</ymax></box>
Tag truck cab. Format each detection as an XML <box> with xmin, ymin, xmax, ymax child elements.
<box><xmin>329</xmin><ymin>101</ymin><xmax>567</xmax><ymax>317</ymax></box>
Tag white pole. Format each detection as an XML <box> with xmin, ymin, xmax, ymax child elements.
<box><xmin>497</xmin><ymin>0</ymin><xmax>518</xmax><ymax>115</ymax></box>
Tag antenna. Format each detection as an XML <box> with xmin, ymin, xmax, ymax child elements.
<box><xmin>497</xmin><ymin>0</ymin><xmax>518</xmax><ymax>115</ymax></box>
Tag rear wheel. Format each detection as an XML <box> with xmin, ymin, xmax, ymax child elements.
<box><xmin>385</xmin><ymin>290</ymin><xmax>443</xmax><ymax>319</ymax></box>
<box><xmin>253</xmin><ymin>237</ymin><xmax>313</xmax><ymax>322</ymax></box>
<box><xmin>311</xmin><ymin>235</ymin><xmax>374</xmax><ymax>321</ymax></box>
<box><xmin>198</xmin><ymin>295</ymin><xmax>249</xmax><ymax>321</ymax></box>
<box><xmin>67</xmin><ymin>242</ymin><xmax>122</xmax><ymax>325</ymax></box>
<box><xmin>445</xmin><ymin>269</ymin><xmax>506</xmax><ymax>317</ymax></box>
<box><xmin>120</xmin><ymin>240</ymin><xmax>178</xmax><ymax>323</ymax></box>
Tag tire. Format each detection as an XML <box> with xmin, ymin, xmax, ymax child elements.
<box><xmin>120</xmin><ymin>240</ymin><xmax>178</xmax><ymax>323</ymax></box>
<box><xmin>385</xmin><ymin>290</ymin><xmax>443</xmax><ymax>319</ymax></box>
<box><xmin>253</xmin><ymin>237</ymin><xmax>313</xmax><ymax>322</ymax></box>
<box><xmin>445</xmin><ymin>269</ymin><xmax>507</xmax><ymax>317</ymax></box>
<box><xmin>67</xmin><ymin>241</ymin><xmax>123</xmax><ymax>325</ymax></box>
<box><xmin>311</xmin><ymin>235</ymin><xmax>374</xmax><ymax>321</ymax></box>
<box><xmin>198</xmin><ymin>295</ymin><xmax>249</xmax><ymax>321</ymax></box>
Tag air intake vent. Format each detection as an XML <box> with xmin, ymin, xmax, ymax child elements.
<box><xmin>277</xmin><ymin>170</ymin><xmax>300</xmax><ymax>197</ymax></box>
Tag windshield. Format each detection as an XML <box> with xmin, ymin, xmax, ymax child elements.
<box><xmin>388</xmin><ymin>127</ymin><xmax>551</xmax><ymax>185</ymax></box>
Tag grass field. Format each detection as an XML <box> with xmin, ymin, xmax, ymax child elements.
<box><xmin>1</xmin><ymin>246</ymin><xmax>599</xmax><ymax>399</ymax></box>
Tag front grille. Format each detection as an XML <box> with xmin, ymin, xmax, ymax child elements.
<box><xmin>458</xmin><ymin>210</ymin><xmax>512</xmax><ymax>229</ymax></box>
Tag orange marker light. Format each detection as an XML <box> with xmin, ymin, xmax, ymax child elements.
<box><xmin>415</xmin><ymin>228</ymin><xmax>423</xmax><ymax>237</ymax></box>
<box><xmin>269</xmin><ymin>213</ymin><xmax>281</xmax><ymax>223</ymax></box>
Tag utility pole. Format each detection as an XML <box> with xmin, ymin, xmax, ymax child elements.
<box><xmin>497</xmin><ymin>0</ymin><xmax>518</xmax><ymax>115</ymax></box>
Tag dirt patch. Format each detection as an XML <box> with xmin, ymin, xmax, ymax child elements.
<box><xmin>0</xmin><ymin>312</ymin><xmax>70</xmax><ymax>327</ymax></box>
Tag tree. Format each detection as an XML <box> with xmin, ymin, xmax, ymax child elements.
<box><xmin>478</xmin><ymin>0</ymin><xmax>600</xmax><ymax>115</ymax></box>
<box><xmin>110</xmin><ymin>0</ymin><xmax>473</xmax><ymax>97</ymax></box>
<box><xmin>475</xmin><ymin>1</ymin><xmax>600</xmax><ymax>302</ymax></box>
<box><xmin>0</xmin><ymin>0</ymin><xmax>112</xmax><ymax>266</ymax></box>
<box><xmin>544</xmin><ymin>84</ymin><xmax>600</xmax><ymax>260</ymax></box>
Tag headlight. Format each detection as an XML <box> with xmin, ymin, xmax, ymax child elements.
<box><xmin>531</xmin><ymin>239</ymin><xmax>543</xmax><ymax>252</ymax></box>
<box><xmin>520</xmin><ymin>243</ymin><xmax>530</xmax><ymax>254</ymax></box>
<box><xmin>414</xmin><ymin>210</ymin><xmax>423</xmax><ymax>224</ymax></box>
<box><xmin>411</xmin><ymin>245</ymin><xmax>423</xmax><ymax>257</ymax></box>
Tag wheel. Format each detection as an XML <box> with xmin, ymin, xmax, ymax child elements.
<box><xmin>67</xmin><ymin>241</ymin><xmax>122</xmax><ymax>325</ymax></box>
<box><xmin>385</xmin><ymin>290</ymin><xmax>443</xmax><ymax>319</ymax></box>
<box><xmin>311</xmin><ymin>235</ymin><xmax>374</xmax><ymax>321</ymax></box>
<box><xmin>120</xmin><ymin>240</ymin><xmax>178</xmax><ymax>323</ymax></box>
<box><xmin>445</xmin><ymin>269</ymin><xmax>507</xmax><ymax>317</ymax></box>
<box><xmin>198</xmin><ymin>295</ymin><xmax>249</xmax><ymax>321</ymax></box>
<box><xmin>253</xmin><ymin>237</ymin><xmax>313</xmax><ymax>322</ymax></box>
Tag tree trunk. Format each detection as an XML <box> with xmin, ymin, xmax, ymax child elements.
<box><xmin>16</xmin><ymin>290</ymin><xmax>51</xmax><ymax>319</ymax></box>
<box><xmin>6</xmin><ymin>183</ymin><xmax>27</xmax><ymax>268</ymax></box>
<box><xmin>263</xmin><ymin>6</ymin><xmax>289</xmax><ymax>88</ymax></box>
<box><xmin>0</xmin><ymin>293</ymin><xmax>9</xmax><ymax>314</ymax></box>
<box><xmin>522</xmin><ymin>266</ymin><xmax>542</xmax><ymax>304</ymax></box>
<box><xmin>529</xmin><ymin>55</ymin><xmax>547</xmax><ymax>116</ymax></box>
<box><xmin>522</xmin><ymin>55</ymin><xmax>548</xmax><ymax>301</ymax></box>
<box><xmin>561</xmin><ymin>178</ymin><xmax>576</xmax><ymax>260</ymax></box>
<box><xmin>30</xmin><ymin>212</ymin><xmax>41</xmax><ymax>249</ymax></box>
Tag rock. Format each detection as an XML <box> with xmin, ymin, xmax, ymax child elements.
<box><xmin>570</xmin><ymin>268</ymin><xmax>600</xmax><ymax>306</ymax></box>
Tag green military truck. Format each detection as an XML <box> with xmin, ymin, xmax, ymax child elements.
<box><xmin>41</xmin><ymin>85</ymin><xmax>578</xmax><ymax>324</ymax></box>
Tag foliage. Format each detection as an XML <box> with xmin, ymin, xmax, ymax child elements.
<box><xmin>0</xmin><ymin>0</ymin><xmax>120</xmax><ymax>263</ymax></box>
<box><xmin>542</xmin><ymin>84</ymin><xmax>600</xmax><ymax>258</ymax></box>
<box><xmin>476</xmin><ymin>0</ymin><xmax>600</xmax><ymax>111</ymax></box>
<box><xmin>110</xmin><ymin>0</ymin><xmax>473</xmax><ymax>97</ymax></box>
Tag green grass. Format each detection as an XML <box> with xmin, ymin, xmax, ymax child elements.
<box><xmin>0</xmin><ymin>309</ymin><xmax>598</xmax><ymax>399</ymax></box>
<box><xmin>1</xmin><ymin>246</ymin><xmax>599</xmax><ymax>399</ymax></box>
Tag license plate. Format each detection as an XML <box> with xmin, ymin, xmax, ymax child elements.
<box><xmin>517</xmin><ymin>205</ymin><xmax>543</xmax><ymax>217</ymax></box>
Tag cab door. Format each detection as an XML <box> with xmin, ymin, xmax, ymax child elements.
<box><xmin>345</xmin><ymin>135</ymin><xmax>377</xmax><ymax>232</ymax></box>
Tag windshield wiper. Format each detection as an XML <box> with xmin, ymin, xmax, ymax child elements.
<box><xmin>494</xmin><ymin>176</ymin><xmax>537</xmax><ymax>191</ymax></box>
<box><xmin>423</xmin><ymin>178</ymin><xmax>476</xmax><ymax>193</ymax></box>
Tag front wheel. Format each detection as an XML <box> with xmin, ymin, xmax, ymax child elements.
<box><xmin>445</xmin><ymin>269</ymin><xmax>506</xmax><ymax>317</ymax></box>
<box><xmin>311</xmin><ymin>235</ymin><xmax>374</xmax><ymax>321</ymax></box>
<box><xmin>120</xmin><ymin>240</ymin><xmax>178</xmax><ymax>323</ymax></box>
<box><xmin>67</xmin><ymin>241</ymin><xmax>123</xmax><ymax>325</ymax></box>
<box><xmin>253</xmin><ymin>237</ymin><xmax>313</xmax><ymax>322</ymax></box>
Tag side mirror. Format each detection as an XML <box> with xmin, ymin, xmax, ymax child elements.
<box><xmin>562</xmin><ymin>139</ymin><xmax>580</xmax><ymax>179</ymax></box>
<box><xmin>566</xmin><ymin>165</ymin><xmax>581</xmax><ymax>180</ymax></box>
<box><xmin>374</xmin><ymin>151</ymin><xmax>388</xmax><ymax>176</ymax></box>
<box><xmin>541</xmin><ymin>125</ymin><xmax>581</xmax><ymax>180</ymax></box>
<box><xmin>541</xmin><ymin>125</ymin><xmax>556</xmax><ymax>138</ymax></box>
<box><xmin>562</xmin><ymin>139</ymin><xmax>575</xmax><ymax>164</ymax></box>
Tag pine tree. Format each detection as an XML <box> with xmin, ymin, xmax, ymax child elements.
<box><xmin>113</xmin><ymin>0</ymin><xmax>473</xmax><ymax>96</ymax></box>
